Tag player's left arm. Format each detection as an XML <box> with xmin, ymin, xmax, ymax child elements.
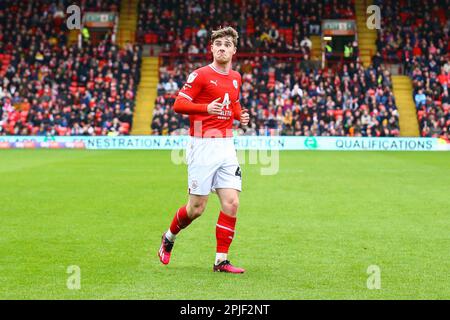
<box><xmin>233</xmin><ymin>75</ymin><xmax>249</xmax><ymax>125</ymax></box>
<box><xmin>233</xmin><ymin>101</ymin><xmax>249</xmax><ymax>125</ymax></box>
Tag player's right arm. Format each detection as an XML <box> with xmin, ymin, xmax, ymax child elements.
<box><xmin>174</xmin><ymin>97</ymin><xmax>223</xmax><ymax>115</ymax></box>
<box><xmin>173</xmin><ymin>70</ymin><xmax>222</xmax><ymax>115</ymax></box>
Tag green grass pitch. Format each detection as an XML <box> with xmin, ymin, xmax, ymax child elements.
<box><xmin>0</xmin><ymin>149</ymin><xmax>449</xmax><ymax>299</ymax></box>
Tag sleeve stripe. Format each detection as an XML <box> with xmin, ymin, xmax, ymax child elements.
<box><xmin>178</xmin><ymin>92</ymin><xmax>193</xmax><ymax>101</ymax></box>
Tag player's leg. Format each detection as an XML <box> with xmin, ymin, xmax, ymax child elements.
<box><xmin>215</xmin><ymin>188</ymin><xmax>239</xmax><ymax>259</ymax></box>
<box><xmin>166</xmin><ymin>194</ymin><xmax>209</xmax><ymax>241</ymax></box>
<box><xmin>212</xmin><ymin>163</ymin><xmax>245</xmax><ymax>273</ymax></box>
<box><xmin>158</xmin><ymin>137</ymin><xmax>217</xmax><ymax>265</ymax></box>
<box><xmin>158</xmin><ymin>194</ymin><xmax>209</xmax><ymax>265</ymax></box>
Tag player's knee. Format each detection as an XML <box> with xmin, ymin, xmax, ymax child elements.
<box><xmin>222</xmin><ymin>198</ymin><xmax>239</xmax><ymax>216</ymax></box>
<box><xmin>187</xmin><ymin>201</ymin><xmax>206</xmax><ymax>219</ymax></box>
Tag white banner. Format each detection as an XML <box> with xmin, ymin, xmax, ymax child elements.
<box><xmin>0</xmin><ymin>136</ymin><xmax>449</xmax><ymax>151</ymax></box>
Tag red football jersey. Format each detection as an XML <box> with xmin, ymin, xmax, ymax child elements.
<box><xmin>177</xmin><ymin>63</ymin><xmax>242</xmax><ymax>138</ymax></box>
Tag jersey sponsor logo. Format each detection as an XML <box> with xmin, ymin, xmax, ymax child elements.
<box><xmin>222</xmin><ymin>93</ymin><xmax>231</xmax><ymax>110</ymax></box>
<box><xmin>210</xmin><ymin>80</ymin><xmax>218</xmax><ymax>86</ymax></box>
<box><xmin>233</xmin><ymin>79</ymin><xmax>238</xmax><ymax>89</ymax></box>
<box><xmin>187</xmin><ymin>72</ymin><xmax>198</xmax><ymax>83</ymax></box>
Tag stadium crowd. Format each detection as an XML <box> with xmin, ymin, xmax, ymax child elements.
<box><xmin>137</xmin><ymin>0</ymin><xmax>355</xmax><ymax>55</ymax></box>
<box><xmin>152</xmin><ymin>58</ymin><xmax>400</xmax><ymax>137</ymax></box>
<box><xmin>0</xmin><ymin>0</ymin><xmax>141</xmax><ymax>136</ymax></box>
<box><xmin>1</xmin><ymin>0</ymin><xmax>448</xmax><ymax>139</ymax></box>
<box><xmin>374</xmin><ymin>0</ymin><xmax>449</xmax><ymax>139</ymax></box>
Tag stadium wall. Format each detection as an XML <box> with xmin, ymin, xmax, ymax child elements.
<box><xmin>0</xmin><ymin>136</ymin><xmax>449</xmax><ymax>151</ymax></box>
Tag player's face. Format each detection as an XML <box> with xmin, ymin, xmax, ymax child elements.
<box><xmin>211</xmin><ymin>36</ymin><xmax>236</xmax><ymax>64</ymax></box>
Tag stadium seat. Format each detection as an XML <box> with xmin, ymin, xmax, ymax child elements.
<box><xmin>334</xmin><ymin>109</ymin><xmax>343</xmax><ymax>119</ymax></box>
<box><xmin>57</xmin><ymin>127</ymin><xmax>68</xmax><ymax>136</ymax></box>
<box><xmin>20</xmin><ymin>111</ymin><xmax>28</xmax><ymax>122</ymax></box>
<box><xmin>399</xmin><ymin>12</ymin><xmax>409</xmax><ymax>23</ymax></box>
<box><xmin>417</xmin><ymin>110</ymin><xmax>425</xmax><ymax>120</ymax></box>
<box><xmin>284</xmin><ymin>29</ymin><xmax>293</xmax><ymax>45</ymax></box>
<box><xmin>184</xmin><ymin>28</ymin><xmax>192</xmax><ymax>39</ymax></box>
<box><xmin>144</xmin><ymin>33</ymin><xmax>152</xmax><ymax>44</ymax></box>
<box><xmin>87</xmin><ymin>81</ymin><xmax>95</xmax><ymax>90</ymax></box>
<box><xmin>267</xmin><ymin>72</ymin><xmax>275</xmax><ymax>89</ymax></box>
<box><xmin>119</xmin><ymin>122</ymin><xmax>130</xmax><ymax>134</ymax></box>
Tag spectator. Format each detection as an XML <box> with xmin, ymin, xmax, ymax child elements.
<box><xmin>163</xmin><ymin>78</ymin><xmax>179</xmax><ymax>94</ymax></box>
<box><xmin>415</xmin><ymin>89</ymin><xmax>427</xmax><ymax>108</ymax></box>
<box><xmin>300</xmin><ymin>36</ymin><xmax>312</xmax><ymax>51</ymax></box>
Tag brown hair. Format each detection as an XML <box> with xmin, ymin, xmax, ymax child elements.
<box><xmin>210</xmin><ymin>26</ymin><xmax>239</xmax><ymax>47</ymax></box>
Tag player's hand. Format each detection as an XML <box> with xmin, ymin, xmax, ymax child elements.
<box><xmin>207</xmin><ymin>97</ymin><xmax>223</xmax><ymax>115</ymax></box>
<box><xmin>240</xmin><ymin>108</ymin><xmax>250</xmax><ymax>126</ymax></box>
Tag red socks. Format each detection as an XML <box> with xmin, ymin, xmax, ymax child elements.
<box><xmin>216</xmin><ymin>211</ymin><xmax>237</xmax><ymax>253</ymax></box>
<box><xmin>169</xmin><ymin>207</ymin><xmax>237</xmax><ymax>255</ymax></box>
<box><xmin>169</xmin><ymin>205</ymin><xmax>192</xmax><ymax>235</ymax></box>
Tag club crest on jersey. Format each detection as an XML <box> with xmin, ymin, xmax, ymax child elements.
<box><xmin>233</xmin><ymin>79</ymin><xmax>238</xmax><ymax>89</ymax></box>
<box><xmin>187</xmin><ymin>72</ymin><xmax>198</xmax><ymax>83</ymax></box>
